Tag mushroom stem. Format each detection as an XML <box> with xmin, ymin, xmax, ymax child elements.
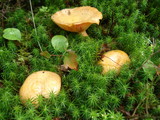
<box><xmin>79</xmin><ymin>30</ymin><xmax>88</xmax><ymax>36</ymax></box>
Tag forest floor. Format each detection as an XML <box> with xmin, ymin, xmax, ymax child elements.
<box><xmin>0</xmin><ymin>0</ymin><xmax>160</xmax><ymax>120</ymax></box>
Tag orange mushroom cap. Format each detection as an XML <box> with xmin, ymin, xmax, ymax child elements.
<box><xmin>51</xmin><ymin>6</ymin><xmax>103</xmax><ymax>36</ymax></box>
<box><xmin>98</xmin><ymin>50</ymin><xmax>130</xmax><ymax>74</ymax></box>
<box><xmin>19</xmin><ymin>71</ymin><xmax>61</xmax><ymax>105</ymax></box>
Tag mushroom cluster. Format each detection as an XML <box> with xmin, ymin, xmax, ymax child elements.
<box><xmin>19</xmin><ymin>7</ymin><xmax>131</xmax><ymax>106</ymax></box>
<box><xmin>51</xmin><ymin>6</ymin><xmax>103</xmax><ymax>36</ymax></box>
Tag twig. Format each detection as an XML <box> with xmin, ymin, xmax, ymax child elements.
<box><xmin>132</xmin><ymin>97</ymin><xmax>146</xmax><ymax>116</ymax></box>
<box><xmin>16</xmin><ymin>0</ymin><xmax>21</xmax><ymax>7</ymax></box>
<box><xmin>29</xmin><ymin>0</ymin><xmax>43</xmax><ymax>52</ymax></box>
<box><xmin>129</xmin><ymin>50</ymin><xmax>160</xmax><ymax>80</ymax></box>
<box><xmin>102</xmin><ymin>55</ymin><xmax>121</xmax><ymax>66</ymax></box>
<box><xmin>119</xmin><ymin>106</ymin><xmax>131</xmax><ymax>117</ymax></box>
<box><xmin>0</xmin><ymin>13</ymin><xmax>7</xmax><ymax>19</ymax></box>
<box><xmin>145</xmin><ymin>83</ymin><xmax>149</xmax><ymax>116</ymax></box>
<box><xmin>153</xmin><ymin>74</ymin><xmax>159</xmax><ymax>84</ymax></box>
<box><xmin>51</xmin><ymin>54</ymin><xmax>63</xmax><ymax>57</ymax></box>
<box><xmin>1</xmin><ymin>2</ymin><xmax>6</xmax><ymax>28</ymax></box>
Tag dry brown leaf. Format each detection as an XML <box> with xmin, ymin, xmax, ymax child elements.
<box><xmin>63</xmin><ymin>50</ymin><xmax>78</xmax><ymax>71</ymax></box>
<box><xmin>53</xmin><ymin>117</ymin><xmax>61</xmax><ymax>120</ymax></box>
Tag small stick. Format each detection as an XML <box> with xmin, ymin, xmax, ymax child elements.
<box><xmin>29</xmin><ymin>0</ymin><xmax>43</xmax><ymax>52</ymax></box>
<box><xmin>129</xmin><ymin>50</ymin><xmax>160</xmax><ymax>80</ymax></box>
<box><xmin>102</xmin><ymin>55</ymin><xmax>121</xmax><ymax>66</ymax></box>
<box><xmin>51</xmin><ymin>54</ymin><xmax>63</xmax><ymax>57</ymax></box>
<box><xmin>132</xmin><ymin>97</ymin><xmax>146</xmax><ymax>116</ymax></box>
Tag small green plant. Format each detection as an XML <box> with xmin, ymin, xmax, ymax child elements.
<box><xmin>41</xmin><ymin>35</ymin><xmax>78</xmax><ymax>71</ymax></box>
<box><xmin>51</xmin><ymin>35</ymin><xmax>68</xmax><ymax>53</ymax></box>
<box><xmin>3</xmin><ymin>28</ymin><xmax>21</xmax><ymax>41</ymax></box>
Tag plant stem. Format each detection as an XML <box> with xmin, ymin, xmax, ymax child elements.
<box><xmin>145</xmin><ymin>83</ymin><xmax>149</xmax><ymax>116</ymax></box>
<box><xmin>16</xmin><ymin>0</ymin><xmax>21</xmax><ymax>7</ymax></box>
<box><xmin>129</xmin><ymin>50</ymin><xmax>160</xmax><ymax>80</ymax></box>
<box><xmin>132</xmin><ymin>97</ymin><xmax>146</xmax><ymax>116</ymax></box>
<box><xmin>29</xmin><ymin>0</ymin><xmax>43</xmax><ymax>52</ymax></box>
<box><xmin>51</xmin><ymin>54</ymin><xmax>63</xmax><ymax>57</ymax></box>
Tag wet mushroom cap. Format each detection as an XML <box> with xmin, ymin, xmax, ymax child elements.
<box><xmin>19</xmin><ymin>71</ymin><xmax>61</xmax><ymax>104</ymax></box>
<box><xmin>98</xmin><ymin>50</ymin><xmax>130</xmax><ymax>74</ymax></box>
<box><xmin>51</xmin><ymin>6</ymin><xmax>102</xmax><ymax>33</ymax></box>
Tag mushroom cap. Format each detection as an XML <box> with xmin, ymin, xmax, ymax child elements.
<box><xmin>98</xmin><ymin>50</ymin><xmax>130</xmax><ymax>74</ymax></box>
<box><xmin>51</xmin><ymin>6</ymin><xmax>103</xmax><ymax>33</ymax></box>
<box><xmin>19</xmin><ymin>71</ymin><xmax>61</xmax><ymax>104</ymax></box>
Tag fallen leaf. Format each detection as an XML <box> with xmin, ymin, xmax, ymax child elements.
<box><xmin>53</xmin><ymin>117</ymin><xmax>60</xmax><ymax>120</ymax></box>
<box><xmin>40</xmin><ymin>51</ymin><xmax>51</xmax><ymax>58</ymax></box>
<box><xmin>143</xmin><ymin>60</ymin><xmax>156</xmax><ymax>80</ymax></box>
<box><xmin>60</xmin><ymin>65</ymin><xmax>70</xmax><ymax>72</ymax></box>
<box><xmin>63</xmin><ymin>50</ymin><xmax>78</xmax><ymax>71</ymax></box>
<box><xmin>101</xmin><ymin>43</ymin><xmax>110</xmax><ymax>53</ymax></box>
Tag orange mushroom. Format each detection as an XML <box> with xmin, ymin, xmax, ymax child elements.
<box><xmin>19</xmin><ymin>71</ymin><xmax>61</xmax><ymax>105</ymax></box>
<box><xmin>98</xmin><ymin>50</ymin><xmax>130</xmax><ymax>74</ymax></box>
<box><xmin>51</xmin><ymin>6</ymin><xmax>103</xmax><ymax>36</ymax></box>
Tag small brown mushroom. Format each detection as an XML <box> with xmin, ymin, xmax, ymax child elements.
<box><xmin>19</xmin><ymin>71</ymin><xmax>61</xmax><ymax>105</ymax></box>
<box><xmin>98</xmin><ymin>50</ymin><xmax>130</xmax><ymax>74</ymax></box>
<box><xmin>51</xmin><ymin>6</ymin><xmax>103</xmax><ymax>36</ymax></box>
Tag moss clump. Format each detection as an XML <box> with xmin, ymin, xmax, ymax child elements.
<box><xmin>0</xmin><ymin>0</ymin><xmax>160</xmax><ymax>119</ymax></box>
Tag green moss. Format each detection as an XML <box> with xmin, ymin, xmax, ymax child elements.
<box><xmin>0</xmin><ymin>0</ymin><xmax>160</xmax><ymax>119</ymax></box>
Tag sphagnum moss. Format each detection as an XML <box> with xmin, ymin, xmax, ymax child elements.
<box><xmin>0</xmin><ymin>0</ymin><xmax>160</xmax><ymax>119</ymax></box>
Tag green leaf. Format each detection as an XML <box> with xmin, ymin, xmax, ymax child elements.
<box><xmin>63</xmin><ymin>50</ymin><xmax>78</xmax><ymax>70</ymax></box>
<box><xmin>40</xmin><ymin>51</ymin><xmax>51</xmax><ymax>58</ymax></box>
<box><xmin>51</xmin><ymin>35</ymin><xmax>68</xmax><ymax>52</ymax></box>
<box><xmin>143</xmin><ymin>60</ymin><xmax>156</xmax><ymax>80</ymax></box>
<box><xmin>39</xmin><ymin>6</ymin><xmax>49</xmax><ymax>12</ymax></box>
<box><xmin>3</xmin><ymin>28</ymin><xmax>21</xmax><ymax>41</ymax></box>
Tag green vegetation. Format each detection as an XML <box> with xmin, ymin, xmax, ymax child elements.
<box><xmin>0</xmin><ymin>0</ymin><xmax>160</xmax><ymax>119</ymax></box>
